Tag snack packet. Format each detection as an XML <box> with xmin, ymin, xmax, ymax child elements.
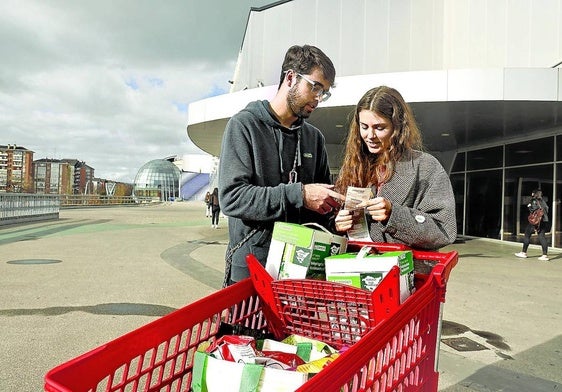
<box><xmin>296</xmin><ymin>353</ymin><xmax>340</xmax><ymax>373</ymax></box>
<box><xmin>206</xmin><ymin>335</ymin><xmax>256</xmax><ymax>362</ymax></box>
<box><xmin>256</xmin><ymin>351</ymin><xmax>305</xmax><ymax>369</ymax></box>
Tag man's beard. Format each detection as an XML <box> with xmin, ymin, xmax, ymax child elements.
<box><xmin>287</xmin><ymin>85</ymin><xmax>310</xmax><ymax>118</ymax></box>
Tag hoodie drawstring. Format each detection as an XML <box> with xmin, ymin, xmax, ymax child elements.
<box><xmin>288</xmin><ymin>130</ymin><xmax>301</xmax><ymax>184</ymax></box>
<box><xmin>274</xmin><ymin>128</ymin><xmax>301</xmax><ymax>184</ymax></box>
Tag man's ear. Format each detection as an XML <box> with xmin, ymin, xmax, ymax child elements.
<box><xmin>285</xmin><ymin>70</ymin><xmax>296</xmax><ymax>87</ymax></box>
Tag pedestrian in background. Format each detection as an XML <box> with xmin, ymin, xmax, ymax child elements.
<box><xmin>515</xmin><ymin>189</ymin><xmax>550</xmax><ymax>261</ymax></box>
<box><xmin>204</xmin><ymin>190</ymin><xmax>212</xmax><ymax>217</ymax></box>
<box><xmin>333</xmin><ymin>86</ymin><xmax>457</xmax><ymax>250</ymax></box>
<box><xmin>218</xmin><ymin>44</ymin><xmax>344</xmax><ymax>286</ymax></box>
<box><xmin>210</xmin><ymin>187</ymin><xmax>220</xmax><ymax>229</ymax></box>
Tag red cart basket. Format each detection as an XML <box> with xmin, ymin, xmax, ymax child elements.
<box><xmin>45</xmin><ymin>242</ymin><xmax>457</xmax><ymax>392</ymax></box>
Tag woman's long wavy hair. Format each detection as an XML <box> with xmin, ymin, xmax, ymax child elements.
<box><xmin>335</xmin><ymin>86</ymin><xmax>423</xmax><ymax>193</ymax></box>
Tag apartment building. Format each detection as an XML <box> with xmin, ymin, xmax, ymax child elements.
<box><xmin>33</xmin><ymin>159</ymin><xmax>73</xmax><ymax>194</ymax></box>
<box><xmin>0</xmin><ymin>144</ymin><xmax>34</xmax><ymax>193</ymax></box>
<box><xmin>60</xmin><ymin>159</ymin><xmax>95</xmax><ymax>194</ymax></box>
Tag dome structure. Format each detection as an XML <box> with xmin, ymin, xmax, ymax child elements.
<box><xmin>133</xmin><ymin>159</ymin><xmax>181</xmax><ymax>202</ymax></box>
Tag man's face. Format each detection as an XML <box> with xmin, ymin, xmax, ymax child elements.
<box><xmin>286</xmin><ymin>68</ymin><xmax>331</xmax><ymax>119</ymax></box>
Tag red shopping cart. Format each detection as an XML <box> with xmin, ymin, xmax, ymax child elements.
<box><xmin>44</xmin><ymin>242</ymin><xmax>457</xmax><ymax>392</ymax></box>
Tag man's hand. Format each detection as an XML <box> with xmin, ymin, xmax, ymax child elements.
<box><xmin>302</xmin><ymin>184</ymin><xmax>345</xmax><ymax>214</ymax></box>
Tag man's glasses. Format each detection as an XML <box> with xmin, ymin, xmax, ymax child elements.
<box><xmin>296</xmin><ymin>73</ymin><xmax>331</xmax><ymax>102</ymax></box>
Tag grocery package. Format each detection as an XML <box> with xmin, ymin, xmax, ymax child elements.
<box><xmin>192</xmin><ymin>333</ymin><xmax>339</xmax><ymax>392</ymax></box>
<box><xmin>192</xmin><ymin>352</ymin><xmax>307</xmax><ymax>392</ymax></box>
<box><xmin>265</xmin><ymin>222</ymin><xmax>347</xmax><ymax>280</ymax></box>
<box><xmin>325</xmin><ymin>246</ymin><xmax>415</xmax><ymax>303</ymax></box>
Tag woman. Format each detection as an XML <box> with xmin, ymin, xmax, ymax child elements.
<box><xmin>333</xmin><ymin>86</ymin><xmax>456</xmax><ymax>250</ymax></box>
<box><xmin>210</xmin><ymin>187</ymin><xmax>220</xmax><ymax>229</ymax></box>
<box><xmin>515</xmin><ymin>189</ymin><xmax>549</xmax><ymax>261</ymax></box>
<box><xmin>204</xmin><ymin>190</ymin><xmax>212</xmax><ymax>217</ymax></box>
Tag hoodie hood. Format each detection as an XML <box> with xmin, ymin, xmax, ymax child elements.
<box><xmin>241</xmin><ymin>100</ymin><xmax>303</xmax><ymax>131</ymax></box>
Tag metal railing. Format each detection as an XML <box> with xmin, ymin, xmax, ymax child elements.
<box><xmin>59</xmin><ymin>194</ymin><xmax>139</xmax><ymax>207</ymax></box>
<box><xmin>0</xmin><ymin>193</ymin><xmax>60</xmax><ymax>225</ymax></box>
<box><xmin>0</xmin><ymin>194</ymin><xmax>161</xmax><ymax>225</ymax></box>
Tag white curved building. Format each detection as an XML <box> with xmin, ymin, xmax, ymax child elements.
<box><xmin>187</xmin><ymin>0</ymin><xmax>562</xmax><ymax>248</ymax></box>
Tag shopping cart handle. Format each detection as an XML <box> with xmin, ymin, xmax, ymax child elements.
<box><xmin>429</xmin><ymin>250</ymin><xmax>458</xmax><ymax>288</ymax></box>
<box><xmin>347</xmin><ymin>240</ymin><xmax>409</xmax><ymax>253</ymax></box>
<box><xmin>246</xmin><ymin>254</ymin><xmax>287</xmax><ymax>339</ymax></box>
<box><xmin>370</xmin><ymin>265</ymin><xmax>401</xmax><ymax>321</ymax></box>
<box><xmin>418</xmin><ymin>249</ymin><xmax>458</xmax><ymax>302</ymax></box>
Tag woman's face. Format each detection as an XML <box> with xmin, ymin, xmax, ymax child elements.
<box><xmin>358</xmin><ymin>109</ymin><xmax>393</xmax><ymax>154</ymax></box>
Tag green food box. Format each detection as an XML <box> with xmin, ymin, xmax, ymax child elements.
<box><xmin>265</xmin><ymin>222</ymin><xmax>348</xmax><ymax>280</ymax></box>
<box><xmin>325</xmin><ymin>250</ymin><xmax>415</xmax><ymax>302</ymax></box>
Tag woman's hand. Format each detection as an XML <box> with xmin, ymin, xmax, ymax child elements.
<box><xmin>361</xmin><ymin>196</ymin><xmax>392</xmax><ymax>222</ymax></box>
<box><xmin>334</xmin><ymin>209</ymin><xmax>353</xmax><ymax>232</ymax></box>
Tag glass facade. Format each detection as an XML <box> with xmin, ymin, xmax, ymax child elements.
<box><xmin>133</xmin><ymin>159</ymin><xmax>181</xmax><ymax>201</ymax></box>
<box><xmin>451</xmin><ymin>135</ymin><xmax>561</xmax><ymax>248</ymax></box>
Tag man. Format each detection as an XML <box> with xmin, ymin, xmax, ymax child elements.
<box><xmin>219</xmin><ymin>44</ymin><xmax>344</xmax><ymax>285</ymax></box>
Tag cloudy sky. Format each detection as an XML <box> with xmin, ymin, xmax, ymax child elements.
<box><xmin>0</xmin><ymin>0</ymin><xmax>273</xmax><ymax>183</ymax></box>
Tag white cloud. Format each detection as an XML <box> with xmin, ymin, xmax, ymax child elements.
<box><xmin>0</xmin><ymin>0</ymin><xmax>273</xmax><ymax>183</ymax></box>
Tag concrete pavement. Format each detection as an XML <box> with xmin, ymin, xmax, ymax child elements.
<box><xmin>0</xmin><ymin>202</ymin><xmax>560</xmax><ymax>391</ymax></box>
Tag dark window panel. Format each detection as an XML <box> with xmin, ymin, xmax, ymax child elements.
<box><xmin>505</xmin><ymin>137</ymin><xmax>554</xmax><ymax>166</ymax></box>
<box><xmin>467</xmin><ymin>146</ymin><xmax>503</xmax><ymax>170</ymax></box>
<box><xmin>465</xmin><ymin>170</ymin><xmax>502</xmax><ymax>238</ymax></box>
<box><xmin>452</xmin><ymin>152</ymin><xmax>465</xmax><ymax>172</ymax></box>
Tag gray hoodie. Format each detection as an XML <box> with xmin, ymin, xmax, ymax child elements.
<box><xmin>218</xmin><ymin>100</ymin><xmax>332</xmax><ymax>282</ymax></box>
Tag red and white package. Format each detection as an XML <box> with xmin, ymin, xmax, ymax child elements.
<box><xmin>257</xmin><ymin>351</ymin><xmax>306</xmax><ymax>370</ymax></box>
<box><xmin>206</xmin><ymin>335</ymin><xmax>256</xmax><ymax>362</ymax></box>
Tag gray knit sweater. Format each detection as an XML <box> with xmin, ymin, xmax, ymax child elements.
<box><xmin>366</xmin><ymin>150</ymin><xmax>457</xmax><ymax>250</ymax></box>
